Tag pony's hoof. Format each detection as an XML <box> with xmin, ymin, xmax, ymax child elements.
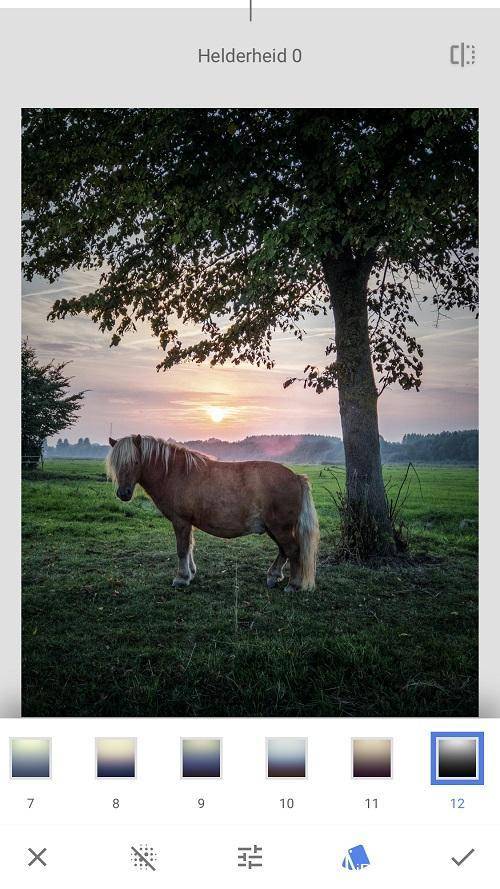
<box><xmin>172</xmin><ymin>576</ymin><xmax>190</xmax><ymax>588</ymax></box>
<box><xmin>267</xmin><ymin>575</ymin><xmax>283</xmax><ymax>589</ymax></box>
<box><xmin>284</xmin><ymin>583</ymin><xmax>300</xmax><ymax>593</ymax></box>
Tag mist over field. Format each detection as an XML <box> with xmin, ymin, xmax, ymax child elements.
<box><xmin>44</xmin><ymin>430</ymin><xmax>479</xmax><ymax>465</ymax></box>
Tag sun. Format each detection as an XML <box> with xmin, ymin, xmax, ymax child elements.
<box><xmin>205</xmin><ymin>405</ymin><xmax>229</xmax><ymax>424</ymax></box>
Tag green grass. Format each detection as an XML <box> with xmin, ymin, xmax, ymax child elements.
<box><xmin>22</xmin><ymin>460</ymin><xmax>478</xmax><ymax>717</ymax></box>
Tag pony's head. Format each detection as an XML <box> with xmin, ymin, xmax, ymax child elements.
<box><xmin>106</xmin><ymin>434</ymin><xmax>142</xmax><ymax>501</ymax></box>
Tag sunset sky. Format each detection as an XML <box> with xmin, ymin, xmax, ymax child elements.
<box><xmin>22</xmin><ymin>268</ymin><xmax>478</xmax><ymax>445</ymax></box>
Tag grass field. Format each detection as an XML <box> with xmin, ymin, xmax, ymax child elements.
<box><xmin>22</xmin><ymin>460</ymin><xmax>478</xmax><ymax>717</ymax></box>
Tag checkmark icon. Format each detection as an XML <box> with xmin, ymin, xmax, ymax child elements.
<box><xmin>451</xmin><ymin>849</ymin><xmax>475</xmax><ymax>866</ymax></box>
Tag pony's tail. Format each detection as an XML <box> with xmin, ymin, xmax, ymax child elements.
<box><xmin>296</xmin><ymin>476</ymin><xmax>320</xmax><ymax>591</ymax></box>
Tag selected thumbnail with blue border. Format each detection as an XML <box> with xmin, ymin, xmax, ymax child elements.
<box><xmin>431</xmin><ymin>731</ymin><xmax>484</xmax><ymax>786</ymax></box>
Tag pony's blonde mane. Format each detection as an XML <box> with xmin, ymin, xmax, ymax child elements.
<box><xmin>106</xmin><ymin>434</ymin><xmax>209</xmax><ymax>482</ymax></box>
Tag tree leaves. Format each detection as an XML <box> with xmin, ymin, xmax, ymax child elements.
<box><xmin>22</xmin><ymin>109</ymin><xmax>478</xmax><ymax>394</ymax></box>
<box><xmin>21</xmin><ymin>339</ymin><xmax>85</xmax><ymax>466</ymax></box>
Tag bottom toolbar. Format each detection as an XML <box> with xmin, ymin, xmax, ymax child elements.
<box><xmin>2</xmin><ymin>717</ymin><xmax>498</xmax><ymax>886</ymax></box>
<box><xmin>2</xmin><ymin>824</ymin><xmax>495</xmax><ymax>885</ymax></box>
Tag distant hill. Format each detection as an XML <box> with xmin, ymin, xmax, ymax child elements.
<box><xmin>45</xmin><ymin>430</ymin><xmax>478</xmax><ymax>465</ymax></box>
<box><xmin>381</xmin><ymin>429</ymin><xmax>478</xmax><ymax>465</ymax></box>
<box><xmin>46</xmin><ymin>437</ymin><xmax>109</xmax><ymax>460</ymax></box>
<box><xmin>182</xmin><ymin>434</ymin><xmax>345</xmax><ymax>463</ymax></box>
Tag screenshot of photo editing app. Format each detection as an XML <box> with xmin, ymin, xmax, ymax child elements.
<box><xmin>0</xmin><ymin>1</ymin><xmax>498</xmax><ymax>885</ymax></box>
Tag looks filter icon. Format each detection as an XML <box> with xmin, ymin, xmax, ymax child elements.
<box><xmin>342</xmin><ymin>845</ymin><xmax>371</xmax><ymax>871</ymax></box>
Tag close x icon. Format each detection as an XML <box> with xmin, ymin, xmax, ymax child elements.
<box><xmin>27</xmin><ymin>847</ymin><xmax>47</xmax><ymax>867</ymax></box>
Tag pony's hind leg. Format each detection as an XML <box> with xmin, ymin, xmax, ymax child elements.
<box><xmin>188</xmin><ymin>528</ymin><xmax>196</xmax><ymax>579</ymax></box>
<box><xmin>285</xmin><ymin>556</ymin><xmax>302</xmax><ymax>593</ymax></box>
<box><xmin>266</xmin><ymin>525</ymin><xmax>301</xmax><ymax>592</ymax></box>
<box><xmin>267</xmin><ymin>549</ymin><xmax>288</xmax><ymax>589</ymax></box>
<box><xmin>172</xmin><ymin>520</ymin><xmax>194</xmax><ymax>588</ymax></box>
<box><xmin>265</xmin><ymin>528</ymin><xmax>287</xmax><ymax>588</ymax></box>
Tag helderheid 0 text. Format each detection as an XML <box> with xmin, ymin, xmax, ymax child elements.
<box><xmin>198</xmin><ymin>47</ymin><xmax>302</xmax><ymax>64</ymax></box>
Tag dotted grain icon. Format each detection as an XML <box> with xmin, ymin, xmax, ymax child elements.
<box><xmin>130</xmin><ymin>844</ymin><xmax>158</xmax><ymax>871</ymax></box>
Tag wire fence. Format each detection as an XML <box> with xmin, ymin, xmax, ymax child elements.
<box><xmin>22</xmin><ymin>454</ymin><xmax>44</xmax><ymax>470</ymax></box>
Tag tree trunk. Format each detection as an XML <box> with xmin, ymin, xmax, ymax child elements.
<box><xmin>21</xmin><ymin>435</ymin><xmax>43</xmax><ymax>470</ymax></box>
<box><xmin>323</xmin><ymin>252</ymin><xmax>396</xmax><ymax>556</ymax></box>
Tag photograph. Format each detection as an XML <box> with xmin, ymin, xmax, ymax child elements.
<box><xmin>21</xmin><ymin>108</ymin><xmax>478</xmax><ymax>717</ymax></box>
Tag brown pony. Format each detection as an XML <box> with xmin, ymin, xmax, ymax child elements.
<box><xmin>106</xmin><ymin>434</ymin><xmax>320</xmax><ymax>592</ymax></box>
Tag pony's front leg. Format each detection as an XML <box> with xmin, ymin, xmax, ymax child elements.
<box><xmin>172</xmin><ymin>520</ymin><xmax>194</xmax><ymax>588</ymax></box>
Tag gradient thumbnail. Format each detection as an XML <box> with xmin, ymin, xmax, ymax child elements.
<box><xmin>182</xmin><ymin>739</ymin><xmax>221</xmax><ymax>778</ymax></box>
<box><xmin>11</xmin><ymin>738</ymin><xmax>51</xmax><ymax>778</ymax></box>
<box><xmin>96</xmin><ymin>738</ymin><xmax>136</xmax><ymax>778</ymax></box>
<box><xmin>352</xmin><ymin>738</ymin><xmax>392</xmax><ymax>778</ymax></box>
<box><xmin>431</xmin><ymin>731</ymin><xmax>484</xmax><ymax>785</ymax></box>
<box><xmin>438</xmin><ymin>738</ymin><xmax>477</xmax><ymax>778</ymax></box>
<box><xmin>267</xmin><ymin>738</ymin><xmax>307</xmax><ymax>778</ymax></box>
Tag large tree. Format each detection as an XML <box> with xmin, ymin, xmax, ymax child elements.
<box><xmin>22</xmin><ymin>109</ymin><xmax>478</xmax><ymax>552</ymax></box>
<box><xmin>22</xmin><ymin>339</ymin><xmax>84</xmax><ymax>467</ymax></box>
